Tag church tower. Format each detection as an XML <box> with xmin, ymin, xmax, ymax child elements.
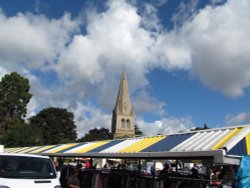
<box><xmin>111</xmin><ymin>67</ymin><xmax>135</xmax><ymax>139</ymax></box>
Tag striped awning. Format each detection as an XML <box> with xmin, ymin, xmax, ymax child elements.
<box><xmin>4</xmin><ymin>125</ymin><xmax>250</xmax><ymax>164</ymax></box>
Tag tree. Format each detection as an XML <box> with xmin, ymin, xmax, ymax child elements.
<box><xmin>203</xmin><ymin>123</ymin><xmax>209</xmax><ymax>129</ymax></box>
<box><xmin>191</xmin><ymin>123</ymin><xmax>210</xmax><ymax>131</ymax></box>
<box><xmin>79</xmin><ymin>128</ymin><xmax>112</xmax><ymax>142</ymax></box>
<box><xmin>135</xmin><ymin>124</ymin><xmax>143</xmax><ymax>136</ymax></box>
<box><xmin>0</xmin><ymin>72</ymin><xmax>32</xmax><ymax>130</ymax></box>
<box><xmin>2</xmin><ymin>121</ymin><xmax>44</xmax><ymax>147</ymax></box>
<box><xmin>29</xmin><ymin>107</ymin><xmax>77</xmax><ymax>145</ymax></box>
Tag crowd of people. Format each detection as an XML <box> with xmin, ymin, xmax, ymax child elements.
<box><xmin>54</xmin><ymin>159</ymin><xmax>237</xmax><ymax>188</ymax></box>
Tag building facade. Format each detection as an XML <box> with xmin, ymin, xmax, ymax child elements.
<box><xmin>111</xmin><ymin>67</ymin><xmax>135</xmax><ymax>139</ymax></box>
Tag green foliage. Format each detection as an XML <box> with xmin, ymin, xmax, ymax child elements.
<box><xmin>191</xmin><ymin>123</ymin><xmax>209</xmax><ymax>131</ymax></box>
<box><xmin>2</xmin><ymin>121</ymin><xmax>44</xmax><ymax>147</ymax></box>
<box><xmin>0</xmin><ymin>127</ymin><xmax>6</xmax><ymax>143</ymax></box>
<box><xmin>29</xmin><ymin>107</ymin><xmax>77</xmax><ymax>145</ymax></box>
<box><xmin>135</xmin><ymin>124</ymin><xmax>143</xmax><ymax>136</ymax></box>
<box><xmin>79</xmin><ymin>128</ymin><xmax>112</xmax><ymax>142</ymax></box>
<box><xmin>0</xmin><ymin>72</ymin><xmax>32</xmax><ymax>130</ymax></box>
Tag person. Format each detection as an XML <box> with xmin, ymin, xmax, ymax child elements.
<box><xmin>76</xmin><ymin>163</ymin><xmax>82</xmax><ymax>170</ymax></box>
<box><xmin>146</xmin><ymin>163</ymin><xmax>155</xmax><ymax>175</ymax></box>
<box><xmin>67</xmin><ymin>168</ymin><xmax>80</xmax><ymax>188</ymax></box>
<box><xmin>60</xmin><ymin>165</ymin><xmax>74</xmax><ymax>188</ymax></box>
<box><xmin>53</xmin><ymin>161</ymin><xmax>59</xmax><ymax>171</ymax></box>
<box><xmin>57</xmin><ymin>159</ymin><xmax>65</xmax><ymax>171</ymax></box>
<box><xmin>222</xmin><ymin>166</ymin><xmax>235</xmax><ymax>187</ymax></box>
<box><xmin>159</xmin><ymin>162</ymin><xmax>171</xmax><ymax>187</ymax></box>
<box><xmin>85</xmin><ymin>161</ymin><xmax>91</xmax><ymax>169</ymax></box>
<box><xmin>209</xmin><ymin>166</ymin><xmax>222</xmax><ymax>187</ymax></box>
<box><xmin>159</xmin><ymin>161</ymin><xmax>171</xmax><ymax>175</ymax></box>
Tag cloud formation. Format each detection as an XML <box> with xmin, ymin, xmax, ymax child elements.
<box><xmin>137</xmin><ymin>116</ymin><xmax>194</xmax><ymax>136</ymax></box>
<box><xmin>182</xmin><ymin>0</ymin><xmax>250</xmax><ymax>97</ymax></box>
<box><xmin>0</xmin><ymin>0</ymin><xmax>250</xmax><ymax>136</ymax></box>
<box><xmin>0</xmin><ymin>10</ymin><xmax>78</xmax><ymax>70</ymax></box>
<box><xmin>226</xmin><ymin>112</ymin><xmax>250</xmax><ymax>125</ymax></box>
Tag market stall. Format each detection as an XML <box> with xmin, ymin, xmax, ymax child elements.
<box><xmin>4</xmin><ymin>125</ymin><xmax>250</xmax><ymax>165</ymax></box>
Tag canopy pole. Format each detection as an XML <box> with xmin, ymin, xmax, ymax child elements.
<box><xmin>90</xmin><ymin>157</ymin><xmax>93</xmax><ymax>168</ymax></box>
<box><xmin>138</xmin><ymin>159</ymin><xmax>141</xmax><ymax>173</ymax></box>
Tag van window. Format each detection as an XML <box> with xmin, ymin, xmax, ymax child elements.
<box><xmin>0</xmin><ymin>155</ymin><xmax>56</xmax><ymax>179</ymax></box>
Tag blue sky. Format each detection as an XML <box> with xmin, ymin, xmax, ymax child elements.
<box><xmin>0</xmin><ymin>0</ymin><xmax>250</xmax><ymax>137</ymax></box>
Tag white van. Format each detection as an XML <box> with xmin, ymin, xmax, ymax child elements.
<box><xmin>0</xmin><ymin>153</ymin><xmax>61</xmax><ymax>188</ymax></box>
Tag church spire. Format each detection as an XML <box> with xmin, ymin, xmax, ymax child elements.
<box><xmin>111</xmin><ymin>66</ymin><xmax>135</xmax><ymax>139</ymax></box>
<box><xmin>114</xmin><ymin>66</ymin><xmax>134</xmax><ymax>115</ymax></box>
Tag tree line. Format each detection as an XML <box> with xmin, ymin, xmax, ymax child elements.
<box><xmin>0</xmin><ymin>72</ymin><xmax>143</xmax><ymax>148</ymax></box>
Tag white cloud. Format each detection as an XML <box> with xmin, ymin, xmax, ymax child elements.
<box><xmin>0</xmin><ymin>0</ymin><xmax>192</xmax><ymax>123</ymax></box>
<box><xmin>0</xmin><ymin>67</ymin><xmax>8</xmax><ymax>79</ymax></box>
<box><xmin>72</xmin><ymin>102</ymin><xmax>112</xmax><ymax>138</ymax></box>
<box><xmin>133</xmin><ymin>90</ymin><xmax>166</xmax><ymax>115</ymax></box>
<box><xmin>24</xmin><ymin>71</ymin><xmax>52</xmax><ymax>117</ymax></box>
<box><xmin>33</xmin><ymin>0</ymin><xmax>49</xmax><ymax>14</ymax></box>
<box><xmin>0</xmin><ymin>10</ymin><xmax>78</xmax><ymax>71</ymax></box>
<box><xmin>181</xmin><ymin>0</ymin><xmax>250</xmax><ymax>97</ymax></box>
<box><xmin>210</xmin><ymin>0</ymin><xmax>226</xmax><ymax>5</ymax></box>
<box><xmin>1</xmin><ymin>0</ymin><xmax>250</xmax><ymax>137</ymax></box>
<box><xmin>137</xmin><ymin>116</ymin><xmax>194</xmax><ymax>136</ymax></box>
<box><xmin>226</xmin><ymin>112</ymin><xmax>250</xmax><ymax>125</ymax></box>
<box><xmin>171</xmin><ymin>0</ymin><xmax>199</xmax><ymax>27</ymax></box>
<box><xmin>55</xmin><ymin>0</ymin><xmax>191</xmax><ymax>113</ymax></box>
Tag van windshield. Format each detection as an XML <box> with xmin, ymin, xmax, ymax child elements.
<box><xmin>0</xmin><ymin>155</ymin><xmax>56</xmax><ymax>179</ymax></box>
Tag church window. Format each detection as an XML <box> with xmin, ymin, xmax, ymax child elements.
<box><xmin>121</xmin><ymin>119</ymin><xmax>125</xmax><ymax>128</ymax></box>
<box><xmin>126</xmin><ymin>119</ymin><xmax>131</xmax><ymax>129</ymax></box>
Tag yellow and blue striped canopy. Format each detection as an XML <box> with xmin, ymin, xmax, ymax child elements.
<box><xmin>4</xmin><ymin>125</ymin><xmax>250</xmax><ymax>161</ymax></box>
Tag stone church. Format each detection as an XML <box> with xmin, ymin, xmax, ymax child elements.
<box><xmin>111</xmin><ymin>67</ymin><xmax>135</xmax><ymax>139</ymax></box>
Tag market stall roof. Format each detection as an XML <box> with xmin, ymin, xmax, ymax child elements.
<box><xmin>4</xmin><ymin>125</ymin><xmax>250</xmax><ymax>165</ymax></box>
